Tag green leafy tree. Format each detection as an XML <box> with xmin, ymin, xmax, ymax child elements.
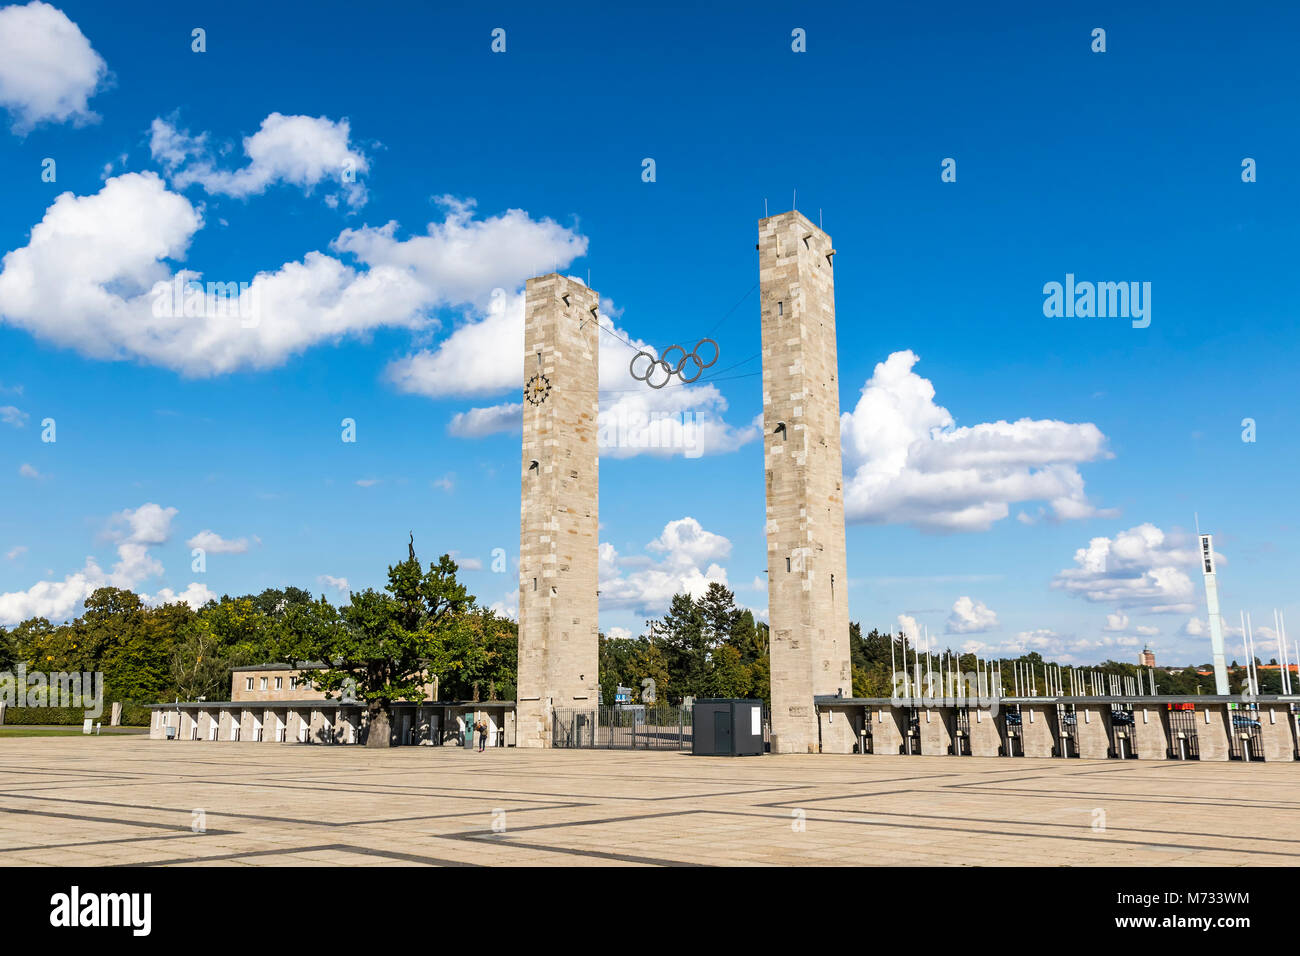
<box><xmin>295</xmin><ymin>537</ymin><xmax>472</xmax><ymax>747</ymax></box>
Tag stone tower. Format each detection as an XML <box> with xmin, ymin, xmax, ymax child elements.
<box><xmin>516</xmin><ymin>273</ymin><xmax>601</xmax><ymax>747</ymax></box>
<box><xmin>759</xmin><ymin>210</ymin><xmax>854</xmax><ymax>754</ymax></box>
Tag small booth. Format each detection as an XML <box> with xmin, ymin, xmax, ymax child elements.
<box><xmin>692</xmin><ymin>699</ymin><xmax>764</xmax><ymax>756</ymax></box>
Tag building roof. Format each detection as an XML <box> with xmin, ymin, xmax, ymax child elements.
<box><xmin>229</xmin><ymin>662</ymin><xmax>326</xmax><ymax>672</ymax></box>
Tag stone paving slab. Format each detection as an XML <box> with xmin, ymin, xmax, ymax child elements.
<box><xmin>0</xmin><ymin>739</ymin><xmax>1295</xmax><ymax>866</ymax></box>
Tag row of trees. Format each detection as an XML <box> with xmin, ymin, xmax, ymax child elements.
<box><xmin>2</xmin><ymin>539</ymin><xmax>1273</xmax><ymax>743</ymax></box>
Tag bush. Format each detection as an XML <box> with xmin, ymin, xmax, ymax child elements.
<box><xmin>1</xmin><ymin>700</ymin><xmax>153</xmax><ymax>726</ymax></box>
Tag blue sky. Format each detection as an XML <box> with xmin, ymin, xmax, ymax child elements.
<box><xmin>0</xmin><ymin>0</ymin><xmax>1296</xmax><ymax>666</ymax></box>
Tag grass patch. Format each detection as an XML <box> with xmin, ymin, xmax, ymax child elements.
<box><xmin>0</xmin><ymin>727</ymin><xmax>144</xmax><ymax>738</ymax></box>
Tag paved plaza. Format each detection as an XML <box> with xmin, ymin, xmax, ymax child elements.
<box><xmin>0</xmin><ymin>738</ymin><xmax>1296</xmax><ymax>866</ymax></box>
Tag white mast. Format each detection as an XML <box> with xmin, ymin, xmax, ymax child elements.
<box><xmin>1198</xmin><ymin>532</ymin><xmax>1231</xmax><ymax>694</ymax></box>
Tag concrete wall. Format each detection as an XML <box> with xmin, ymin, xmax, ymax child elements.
<box><xmin>1134</xmin><ymin>704</ymin><xmax>1168</xmax><ymax>760</ymax></box>
<box><xmin>516</xmin><ymin>273</ymin><xmax>601</xmax><ymax>748</ymax></box>
<box><xmin>969</xmin><ymin>708</ymin><xmax>1002</xmax><ymax>757</ymax></box>
<box><xmin>1075</xmin><ymin>705</ymin><xmax>1112</xmax><ymax>759</ymax></box>
<box><xmin>1258</xmin><ymin>703</ymin><xmax>1296</xmax><ymax>761</ymax></box>
<box><xmin>871</xmin><ymin>706</ymin><xmax>904</xmax><ymax>755</ymax></box>
<box><xmin>1021</xmin><ymin>705</ymin><xmax>1057</xmax><ymax>758</ymax></box>
<box><xmin>918</xmin><ymin>706</ymin><xmax>953</xmax><ymax>755</ymax></box>
<box><xmin>761</xmin><ymin>211</ymin><xmax>853</xmax><ymax>755</ymax></box>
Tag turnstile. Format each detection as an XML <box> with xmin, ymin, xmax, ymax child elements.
<box><xmin>1167</xmin><ymin>704</ymin><xmax>1199</xmax><ymax>760</ymax></box>
<box><xmin>1056</xmin><ymin>705</ymin><xmax>1079</xmax><ymax>758</ymax></box>
<box><xmin>1001</xmin><ymin>708</ymin><xmax>1023</xmax><ymax>757</ymax></box>
<box><xmin>950</xmin><ymin>708</ymin><xmax>972</xmax><ymax>755</ymax></box>
<box><xmin>1228</xmin><ymin>706</ymin><xmax>1263</xmax><ymax>761</ymax></box>
<box><xmin>900</xmin><ymin>707</ymin><xmax>921</xmax><ymax>755</ymax></box>
<box><xmin>1110</xmin><ymin>706</ymin><xmax>1138</xmax><ymax>759</ymax></box>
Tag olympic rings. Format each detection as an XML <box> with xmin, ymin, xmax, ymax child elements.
<box><xmin>628</xmin><ymin>338</ymin><xmax>719</xmax><ymax>389</ymax></box>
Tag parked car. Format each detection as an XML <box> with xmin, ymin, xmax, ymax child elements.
<box><xmin>1110</xmin><ymin>710</ymin><xmax>1134</xmax><ymax>725</ymax></box>
<box><xmin>1232</xmin><ymin>714</ymin><xmax>1261</xmax><ymax>730</ymax></box>
<box><xmin>1004</xmin><ymin>712</ymin><xmax>1022</xmax><ymax>726</ymax></box>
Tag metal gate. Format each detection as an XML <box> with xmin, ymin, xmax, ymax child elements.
<box><xmin>901</xmin><ymin>707</ymin><xmax>921</xmax><ymax>755</ymax></box>
<box><xmin>552</xmin><ymin>705</ymin><xmax>693</xmax><ymax>750</ymax></box>
<box><xmin>1228</xmin><ymin>708</ymin><xmax>1263</xmax><ymax>761</ymax></box>
<box><xmin>1056</xmin><ymin>705</ymin><xmax>1078</xmax><ymax>758</ymax></box>
<box><xmin>1110</xmin><ymin>706</ymin><xmax>1138</xmax><ymax>759</ymax></box>
<box><xmin>552</xmin><ymin>708</ymin><xmax>596</xmax><ymax>748</ymax></box>
<box><xmin>951</xmin><ymin>708</ymin><xmax>971</xmax><ymax>755</ymax></box>
<box><xmin>1167</xmin><ymin>705</ymin><xmax>1199</xmax><ymax>760</ymax></box>
<box><xmin>1001</xmin><ymin>708</ymin><xmax>1023</xmax><ymax>757</ymax></box>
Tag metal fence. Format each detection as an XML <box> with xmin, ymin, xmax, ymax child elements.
<box><xmin>552</xmin><ymin>704</ymin><xmax>694</xmax><ymax>750</ymax></box>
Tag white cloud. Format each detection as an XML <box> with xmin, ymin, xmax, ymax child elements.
<box><xmin>5</xmin><ymin>545</ymin><xmax>26</xmax><ymax>560</ymax></box>
<box><xmin>1104</xmin><ymin>610</ymin><xmax>1129</xmax><ymax>632</ymax></box>
<box><xmin>355</xmin><ymin>478</ymin><xmax>382</xmax><ymax>488</ymax></box>
<box><xmin>432</xmin><ymin>474</ymin><xmax>454</xmax><ymax>493</ymax></box>
<box><xmin>448</xmin><ymin>402</ymin><xmax>521</xmax><ymax>438</ymax></box>
<box><xmin>840</xmin><ymin>351</ymin><xmax>1112</xmax><ymax>531</ymax></box>
<box><xmin>1052</xmin><ymin>523</ymin><xmax>1212</xmax><ymax>614</ymax></box>
<box><xmin>1134</xmin><ymin>624</ymin><xmax>1159</xmax><ymax>637</ymax></box>
<box><xmin>143</xmin><ymin>581</ymin><xmax>216</xmax><ymax>610</ymax></box>
<box><xmin>18</xmin><ymin>462</ymin><xmax>43</xmax><ymax>479</ymax></box>
<box><xmin>317</xmin><ymin>574</ymin><xmax>349</xmax><ymax>596</ymax></box>
<box><xmin>945</xmin><ymin>596</ymin><xmax>998</xmax><ymax>634</ymax></box>
<box><xmin>896</xmin><ymin>614</ymin><xmax>919</xmax><ymax>641</ymax></box>
<box><xmin>186</xmin><ymin>529</ymin><xmax>253</xmax><ymax>554</ymax></box>
<box><xmin>606</xmin><ymin>626</ymin><xmax>633</xmax><ymax>641</ymax></box>
<box><xmin>0</xmin><ymin>405</ymin><xmax>27</xmax><ymax>427</ymax></box>
<box><xmin>152</xmin><ymin>113</ymin><xmax>370</xmax><ymax>208</ymax></box>
<box><xmin>0</xmin><ymin>502</ymin><xmax>180</xmax><ymax>625</ymax></box>
<box><xmin>0</xmin><ymin>175</ymin><xmax>583</xmax><ymax>378</ymax></box>
<box><xmin>0</xmin><ymin>1</ymin><xmax>107</xmax><ymax>133</ymax></box>
<box><xmin>1182</xmin><ymin>616</ymin><xmax>1207</xmax><ymax>637</ymax></box>
<box><xmin>599</xmin><ymin>517</ymin><xmax>731</xmax><ymax>614</ymax></box>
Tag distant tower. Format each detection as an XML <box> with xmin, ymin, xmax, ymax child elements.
<box><xmin>1198</xmin><ymin>533</ymin><xmax>1230</xmax><ymax>695</ymax></box>
<box><xmin>516</xmin><ymin>274</ymin><xmax>600</xmax><ymax>747</ymax></box>
<box><xmin>759</xmin><ymin>210</ymin><xmax>854</xmax><ymax>754</ymax></box>
<box><xmin>1139</xmin><ymin>646</ymin><xmax>1156</xmax><ymax>668</ymax></box>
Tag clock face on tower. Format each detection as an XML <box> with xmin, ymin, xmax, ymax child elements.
<box><xmin>524</xmin><ymin>373</ymin><xmax>552</xmax><ymax>405</ymax></box>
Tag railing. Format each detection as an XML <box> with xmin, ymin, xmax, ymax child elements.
<box><xmin>552</xmin><ymin>704</ymin><xmax>694</xmax><ymax>750</ymax></box>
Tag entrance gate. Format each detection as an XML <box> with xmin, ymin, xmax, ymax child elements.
<box><xmin>951</xmin><ymin>708</ymin><xmax>971</xmax><ymax>755</ymax></box>
<box><xmin>552</xmin><ymin>705</ymin><xmax>693</xmax><ymax>750</ymax></box>
<box><xmin>1001</xmin><ymin>708</ymin><xmax>1023</xmax><ymax>757</ymax></box>
<box><xmin>1056</xmin><ymin>705</ymin><xmax>1078</xmax><ymax>758</ymax></box>
<box><xmin>1110</xmin><ymin>706</ymin><xmax>1138</xmax><ymax>759</ymax></box>
<box><xmin>1228</xmin><ymin>706</ymin><xmax>1263</xmax><ymax>761</ymax></box>
<box><xmin>900</xmin><ymin>707</ymin><xmax>921</xmax><ymax>755</ymax></box>
<box><xmin>1167</xmin><ymin>705</ymin><xmax>1199</xmax><ymax>760</ymax></box>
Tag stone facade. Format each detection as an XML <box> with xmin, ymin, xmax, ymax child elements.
<box><xmin>516</xmin><ymin>274</ymin><xmax>601</xmax><ymax>748</ymax></box>
<box><xmin>760</xmin><ymin>211</ymin><xmax>853</xmax><ymax>754</ymax></box>
<box><xmin>1134</xmin><ymin>704</ymin><xmax>1168</xmax><ymax>759</ymax></box>
<box><xmin>918</xmin><ymin>706</ymin><xmax>953</xmax><ymax>755</ymax></box>
<box><xmin>1020</xmin><ymin>705</ymin><xmax>1058</xmax><ymax>757</ymax></box>
<box><xmin>1075</xmin><ymin>705</ymin><xmax>1113</xmax><ymax>759</ymax></box>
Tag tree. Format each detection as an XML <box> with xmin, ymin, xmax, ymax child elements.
<box><xmin>295</xmin><ymin>537</ymin><xmax>472</xmax><ymax>747</ymax></box>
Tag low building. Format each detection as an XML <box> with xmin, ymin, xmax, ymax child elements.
<box><xmin>150</xmin><ymin>664</ymin><xmax>514</xmax><ymax>746</ymax></box>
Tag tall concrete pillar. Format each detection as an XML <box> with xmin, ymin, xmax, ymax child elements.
<box><xmin>760</xmin><ymin>210</ymin><xmax>853</xmax><ymax>754</ymax></box>
<box><xmin>517</xmin><ymin>274</ymin><xmax>600</xmax><ymax>748</ymax></box>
